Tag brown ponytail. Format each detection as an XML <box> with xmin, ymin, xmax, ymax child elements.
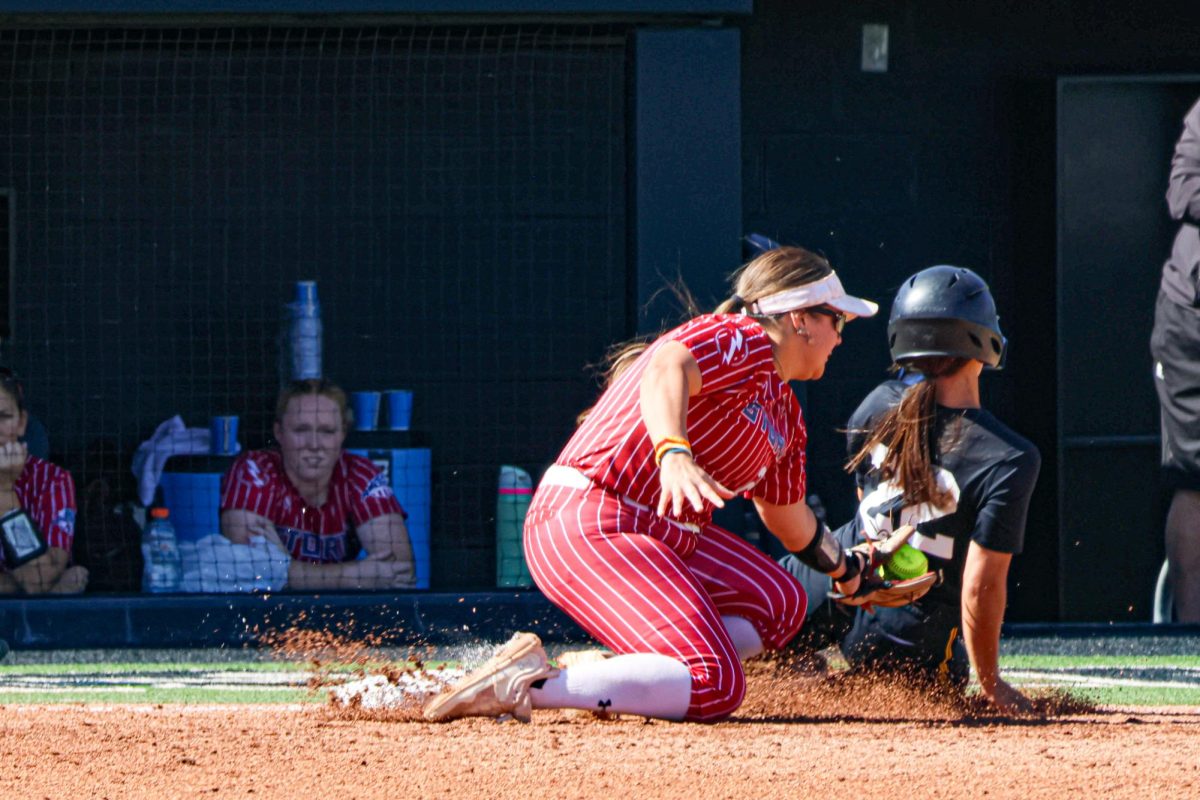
<box><xmin>575</xmin><ymin>337</ymin><xmax>655</xmax><ymax>425</ymax></box>
<box><xmin>845</xmin><ymin>356</ymin><xmax>968</xmax><ymax>507</ymax></box>
<box><xmin>576</xmin><ymin>245</ymin><xmax>834</xmax><ymax>425</ymax></box>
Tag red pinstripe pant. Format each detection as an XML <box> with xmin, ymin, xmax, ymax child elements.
<box><xmin>524</xmin><ymin>477</ymin><xmax>807</xmax><ymax>722</ymax></box>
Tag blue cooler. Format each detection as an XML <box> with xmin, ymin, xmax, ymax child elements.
<box><xmin>348</xmin><ymin>447</ymin><xmax>432</xmax><ymax>590</ymax></box>
<box><xmin>159</xmin><ymin>457</ymin><xmax>233</xmax><ymax>542</ymax></box>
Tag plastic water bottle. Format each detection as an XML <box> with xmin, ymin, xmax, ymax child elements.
<box><xmin>496</xmin><ymin>465</ymin><xmax>533</xmax><ymax>587</ymax></box>
<box><xmin>141</xmin><ymin>507</ymin><xmax>182</xmax><ymax>593</ymax></box>
<box><xmin>288</xmin><ymin>280</ymin><xmax>323</xmax><ymax>380</ymax></box>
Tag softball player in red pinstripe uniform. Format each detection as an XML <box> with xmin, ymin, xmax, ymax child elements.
<box><xmin>426</xmin><ymin>246</ymin><xmax>880</xmax><ymax>724</ymax></box>
<box><xmin>220</xmin><ymin>379</ymin><xmax>415</xmax><ymax>591</ymax></box>
<box><xmin>222</xmin><ymin>449</ymin><xmax>403</xmax><ymax>564</ymax></box>
<box><xmin>0</xmin><ymin>370</ymin><xmax>86</xmax><ymax>595</ymax></box>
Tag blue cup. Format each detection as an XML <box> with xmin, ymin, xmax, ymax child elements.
<box><xmin>386</xmin><ymin>390</ymin><xmax>413</xmax><ymax>430</ymax></box>
<box><xmin>294</xmin><ymin>280</ymin><xmax>318</xmax><ymax>307</ymax></box>
<box><xmin>350</xmin><ymin>391</ymin><xmax>381</xmax><ymax>431</ymax></box>
<box><xmin>210</xmin><ymin>415</ymin><xmax>240</xmax><ymax>455</ymax></box>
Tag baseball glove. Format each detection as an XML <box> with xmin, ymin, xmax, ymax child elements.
<box><xmin>828</xmin><ymin>525</ymin><xmax>938</xmax><ymax>610</ymax></box>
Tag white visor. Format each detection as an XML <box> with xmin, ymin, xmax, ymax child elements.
<box><xmin>748</xmin><ymin>271</ymin><xmax>878</xmax><ymax>318</ymax></box>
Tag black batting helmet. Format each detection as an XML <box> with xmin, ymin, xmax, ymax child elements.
<box><xmin>887</xmin><ymin>265</ymin><xmax>1006</xmax><ymax>369</ymax></box>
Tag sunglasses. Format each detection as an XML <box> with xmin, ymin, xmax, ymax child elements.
<box><xmin>807</xmin><ymin>306</ymin><xmax>847</xmax><ymax>334</ymax></box>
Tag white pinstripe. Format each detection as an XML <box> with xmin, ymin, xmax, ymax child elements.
<box><xmin>560</xmin><ymin>315</ymin><xmax>805</xmax><ymax>524</ymax></box>
<box><xmin>527</xmin><ymin>315</ymin><xmax>812</xmax><ymax>721</ymax></box>
<box><xmin>14</xmin><ymin>456</ymin><xmax>76</xmax><ymax>553</ymax></box>
<box><xmin>525</xmin><ymin>481</ymin><xmax>806</xmax><ymax>722</ymax></box>
<box><xmin>219</xmin><ymin>450</ymin><xmax>404</xmax><ymax>563</ymax></box>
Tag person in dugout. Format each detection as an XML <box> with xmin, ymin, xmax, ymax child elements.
<box><xmin>0</xmin><ymin>367</ymin><xmax>87</xmax><ymax>595</ymax></box>
<box><xmin>219</xmin><ymin>378</ymin><xmax>415</xmax><ymax>591</ymax></box>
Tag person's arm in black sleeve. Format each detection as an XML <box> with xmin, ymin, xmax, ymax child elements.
<box><xmin>1168</xmin><ymin>100</ymin><xmax>1200</xmax><ymax>227</ymax></box>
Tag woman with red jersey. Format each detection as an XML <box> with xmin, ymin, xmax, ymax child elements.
<box><xmin>221</xmin><ymin>379</ymin><xmax>415</xmax><ymax>590</ymax></box>
<box><xmin>427</xmin><ymin>246</ymin><xmax>889</xmax><ymax>724</ymax></box>
<box><xmin>0</xmin><ymin>369</ymin><xmax>87</xmax><ymax>595</ymax></box>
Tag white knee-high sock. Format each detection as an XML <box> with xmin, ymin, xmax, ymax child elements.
<box><xmin>529</xmin><ymin>653</ymin><xmax>692</xmax><ymax>721</ymax></box>
<box><xmin>722</xmin><ymin>615</ymin><xmax>764</xmax><ymax>661</ymax></box>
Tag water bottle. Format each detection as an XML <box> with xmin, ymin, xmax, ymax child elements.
<box><xmin>496</xmin><ymin>465</ymin><xmax>533</xmax><ymax>587</ymax></box>
<box><xmin>141</xmin><ymin>507</ymin><xmax>182</xmax><ymax>593</ymax></box>
<box><xmin>288</xmin><ymin>280</ymin><xmax>323</xmax><ymax>380</ymax></box>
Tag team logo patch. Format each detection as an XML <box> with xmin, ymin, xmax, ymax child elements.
<box><xmin>714</xmin><ymin>327</ymin><xmax>749</xmax><ymax>367</ymax></box>
<box><xmin>54</xmin><ymin>508</ymin><xmax>76</xmax><ymax>535</ymax></box>
<box><xmin>362</xmin><ymin>473</ymin><xmax>394</xmax><ymax>501</ymax></box>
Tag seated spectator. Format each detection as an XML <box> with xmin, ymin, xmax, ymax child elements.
<box><xmin>219</xmin><ymin>379</ymin><xmax>416</xmax><ymax>590</ymax></box>
<box><xmin>0</xmin><ymin>369</ymin><xmax>87</xmax><ymax>594</ymax></box>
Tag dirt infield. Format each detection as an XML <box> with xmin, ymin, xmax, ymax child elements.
<box><xmin>3</xmin><ymin>667</ymin><xmax>1199</xmax><ymax>799</ymax></box>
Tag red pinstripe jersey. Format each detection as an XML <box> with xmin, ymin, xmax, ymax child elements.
<box><xmin>220</xmin><ymin>449</ymin><xmax>405</xmax><ymax>564</ymax></box>
<box><xmin>559</xmin><ymin>314</ymin><xmax>807</xmax><ymax>524</ymax></box>
<box><xmin>12</xmin><ymin>455</ymin><xmax>76</xmax><ymax>554</ymax></box>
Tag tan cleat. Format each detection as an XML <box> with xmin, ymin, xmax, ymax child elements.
<box><xmin>423</xmin><ymin>632</ymin><xmax>559</xmax><ymax>723</ymax></box>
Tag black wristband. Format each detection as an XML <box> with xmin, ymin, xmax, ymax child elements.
<box><xmin>838</xmin><ymin>549</ymin><xmax>863</xmax><ymax>582</ymax></box>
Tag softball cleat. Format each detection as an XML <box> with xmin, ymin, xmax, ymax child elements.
<box><xmin>423</xmin><ymin>632</ymin><xmax>558</xmax><ymax>723</ymax></box>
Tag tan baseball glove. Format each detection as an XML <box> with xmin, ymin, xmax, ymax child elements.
<box><xmin>829</xmin><ymin>525</ymin><xmax>939</xmax><ymax>610</ymax></box>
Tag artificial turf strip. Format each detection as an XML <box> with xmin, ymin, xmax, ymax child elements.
<box><xmin>1053</xmin><ymin>685</ymin><xmax>1200</xmax><ymax>707</ymax></box>
<box><xmin>1003</xmin><ymin>654</ymin><xmax>1200</xmax><ymax>669</ymax></box>
<box><xmin>2</xmin><ymin>685</ymin><xmax>1197</xmax><ymax>707</ymax></box>
<box><xmin>0</xmin><ymin>655</ymin><xmax>1197</xmax><ymax>706</ymax></box>
<box><xmin>0</xmin><ymin>688</ymin><xmax>318</xmax><ymax>704</ymax></box>
<box><xmin>4</xmin><ymin>655</ymin><xmax>1189</xmax><ymax>676</ymax></box>
<box><xmin>0</xmin><ymin>660</ymin><xmax>428</xmax><ymax>675</ymax></box>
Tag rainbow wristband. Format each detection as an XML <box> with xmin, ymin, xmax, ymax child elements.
<box><xmin>653</xmin><ymin>436</ymin><xmax>692</xmax><ymax>466</ymax></box>
<box><xmin>657</xmin><ymin>446</ymin><xmax>692</xmax><ymax>465</ymax></box>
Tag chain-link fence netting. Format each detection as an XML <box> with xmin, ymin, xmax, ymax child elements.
<box><xmin>0</xmin><ymin>24</ymin><xmax>627</xmax><ymax>595</ymax></box>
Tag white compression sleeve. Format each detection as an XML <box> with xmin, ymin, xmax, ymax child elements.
<box><xmin>529</xmin><ymin>653</ymin><xmax>693</xmax><ymax>721</ymax></box>
<box><xmin>722</xmin><ymin>615</ymin><xmax>764</xmax><ymax>661</ymax></box>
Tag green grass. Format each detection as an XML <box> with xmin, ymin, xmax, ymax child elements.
<box><xmin>0</xmin><ymin>660</ymin><xmax>409</xmax><ymax>676</ymax></box>
<box><xmin>1003</xmin><ymin>653</ymin><xmax>1200</xmax><ymax>669</ymax></box>
<box><xmin>0</xmin><ymin>687</ymin><xmax>318</xmax><ymax>704</ymax></box>
<box><xmin>0</xmin><ymin>652</ymin><xmax>1195</xmax><ymax>707</ymax></box>
<box><xmin>0</xmin><ymin>661</ymin><xmax>306</xmax><ymax>675</ymax></box>
<box><xmin>1043</xmin><ymin>685</ymin><xmax>1200</xmax><ymax>707</ymax></box>
<box><xmin>1002</xmin><ymin>653</ymin><xmax>1200</xmax><ymax>706</ymax></box>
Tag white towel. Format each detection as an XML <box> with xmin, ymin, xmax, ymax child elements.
<box><xmin>177</xmin><ymin>533</ymin><xmax>291</xmax><ymax>593</ymax></box>
<box><xmin>131</xmin><ymin>415</ymin><xmax>222</xmax><ymax>506</ymax></box>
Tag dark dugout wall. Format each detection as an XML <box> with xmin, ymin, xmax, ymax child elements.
<box><xmin>738</xmin><ymin>0</ymin><xmax>1200</xmax><ymax>621</ymax></box>
<box><xmin>1057</xmin><ymin>78</ymin><xmax>1200</xmax><ymax>621</ymax></box>
<box><xmin>0</xmin><ymin>25</ymin><xmax>628</xmax><ymax>588</ymax></box>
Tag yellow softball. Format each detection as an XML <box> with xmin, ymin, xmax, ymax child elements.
<box><xmin>879</xmin><ymin>542</ymin><xmax>929</xmax><ymax>581</ymax></box>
